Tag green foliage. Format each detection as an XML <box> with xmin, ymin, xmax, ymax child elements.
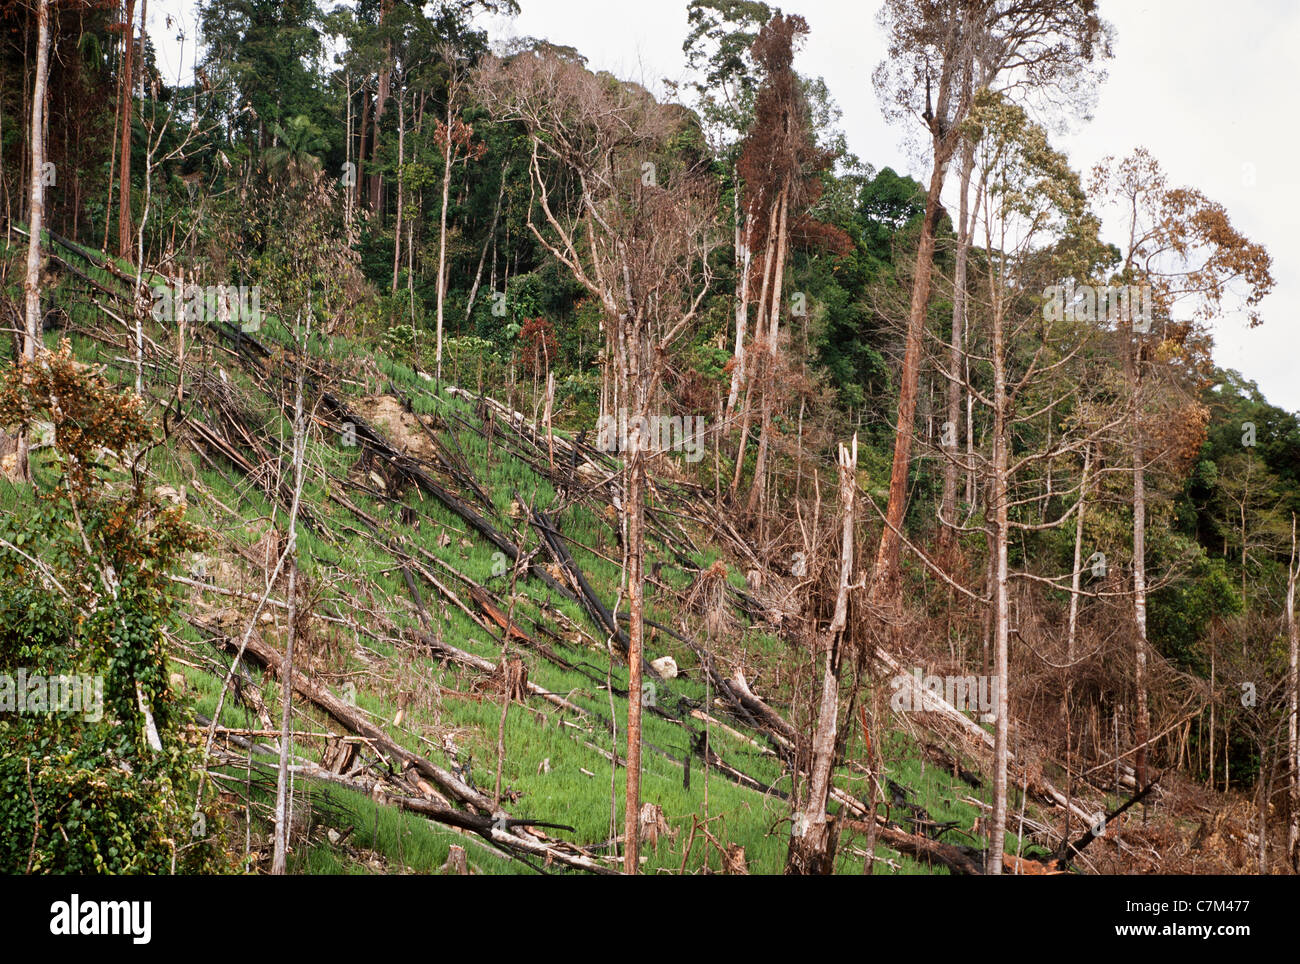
<box><xmin>264</xmin><ymin>115</ymin><xmax>330</xmax><ymax>183</ymax></box>
<box><xmin>0</xmin><ymin>345</ymin><xmax>230</xmax><ymax>874</ymax></box>
<box><xmin>199</xmin><ymin>0</ymin><xmax>331</xmax><ymax>150</ymax></box>
<box><xmin>1148</xmin><ymin>548</ymin><xmax>1240</xmax><ymax>672</ymax></box>
<box><xmin>679</xmin><ymin>0</ymin><xmax>772</xmax><ymax>149</ymax></box>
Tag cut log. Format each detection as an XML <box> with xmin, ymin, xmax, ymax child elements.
<box><xmin>441</xmin><ymin>845</ymin><xmax>469</xmax><ymax>875</ymax></box>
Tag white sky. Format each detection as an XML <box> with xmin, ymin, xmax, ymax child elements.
<box><xmin>150</xmin><ymin>0</ymin><xmax>1300</xmax><ymax>414</ymax></box>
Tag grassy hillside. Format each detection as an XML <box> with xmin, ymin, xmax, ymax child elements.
<box><xmin>3</xmin><ymin>229</ymin><xmax>1037</xmax><ymax>875</ymax></box>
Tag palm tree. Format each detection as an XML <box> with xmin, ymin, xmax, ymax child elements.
<box><xmin>263</xmin><ymin>115</ymin><xmax>328</xmax><ymax>184</ymax></box>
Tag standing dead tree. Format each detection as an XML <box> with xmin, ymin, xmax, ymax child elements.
<box><xmin>870</xmin><ymin>0</ymin><xmax>1112</xmax><ymax>608</ymax></box>
<box><xmin>271</xmin><ymin>305</ymin><xmax>312</xmax><ymax>875</ymax></box>
<box><xmin>1090</xmin><ymin>147</ymin><xmax>1273</xmax><ymax>790</ymax></box>
<box><xmin>727</xmin><ymin>13</ymin><xmax>848</xmax><ymax>525</ymax></box>
<box><xmin>925</xmin><ymin>90</ymin><xmax>1124</xmax><ymax>872</ymax></box>
<box><xmin>786</xmin><ymin>436</ymin><xmax>857</xmax><ymax>874</ymax></box>
<box><xmin>476</xmin><ymin>50</ymin><xmax>720</xmax><ymax>873</ymax></box>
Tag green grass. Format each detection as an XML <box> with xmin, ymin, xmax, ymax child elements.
<box><xmin>3</xmin><ymin>233</ymin><xmax>1050</xmax><ymax>874</ymax></box>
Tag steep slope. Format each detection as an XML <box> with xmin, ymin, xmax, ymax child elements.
<box><xmin>5</xmin><ymin>228</ymin><xmax>1242</xmax><ymax>875</ymax></box>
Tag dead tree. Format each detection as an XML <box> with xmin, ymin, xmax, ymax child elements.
<box><xmin>476</xmin><ymin>51</ymin><xmax>720</xmax><ymax>873</ymax></box>
<box><xmin>870</xmin><ymin>0</ymin><xmax>1113</xmax><ymax>607</ymax></box>
<box><xmin>787</xmin><ymin>437</ymin><xmax>857</xmax><ymax>874</ymax></box>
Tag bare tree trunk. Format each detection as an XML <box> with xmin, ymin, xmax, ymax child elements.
<box><xmin>965</xmin><ymin>349</ymin><xmax>975</xmax><ymax>507</ymax></box>
<box><xmin>940</xmin><ymin>137</ymin><xmax>976</xmax><ymax>545</ymax></box>
<box><xmin>623</xmin><ymin>456</ymin><xmax>645</xmax><ymax>874</ymax></box>
<box><xmin>1288</xmin><ymin>514</ymin><xmax>1298</xmax><ymax>869</ymax></box>
<box><xmin>270</xmin><ymin>555</ymin><xmax>298</xmax><ymax>874</ymax></box>
<box><xmin>726</xmin><ymin>168</ymin><xmax>753</xmax><ymax>418</ymax></box>
<box><xmin>130</xmin><ymin>75</ymin><xmax>161</xmax><ymax>397</ymax></box>
<box><xmin>118</xmin><ymin>0</ymin><xmax>136</xmax><ymax>259</ymax></box>
<box><xmin>987</xmin><ymin>294</ymin><xmax>1010</xmax><ymax>876</ymax></box>
<box><xmin>1060</xmin><ymin>443</ymin><xmax>1092</xmax><ymax>758</ymax></box>
<box><xmin>391</xmin><ymin>91</ymin><xmax>405</xmax><ymax>293</ymax></box>
<box><xmin>621</xmin><ymin>310</ymin><xmax>649</xmax><ymax>874</ymax></box>
<box><xmin>1066</xmin><ymin>445</ymin><xmax>1092</xmax><ymax>667</ymax></box>
<box><xmin>465</xmin><ymin>164</ymin><xmax>506</xmax><ymax>322</ymax></box>
<box><xmin>765</xmin><ymin>186</ymin><xmax>790</xmax><ymax>347</ymax></box>
<box><xmin>356</xmin><ymin>83</ymin><xmax>371</xmax><ymax>213</ymax></box>
<box><xmin>435</xmin><ymin>97</ymin><xmax>453</xmax><ymax>379</ymax></box>
<box><xmin>22</xmin><ymin>0</ymin><xmax>50</xmax><ymax>361</ymax></box>
<box><xmin>1210</xmin><ymin>643</ymin><xmax>1216</xmax><ymax>788</ymax></box>
<box><xmin>748</xmin><ymin>186</ymin><xmax>789</xmax><ymax>517</ymax></box>
<box><xmin>1132</xmin><ymin>408</ymin><xmax>1150</xmax><ymax>790</ymax></box>
<box><xmin>14</xmin><ymin>0</ymin><xmax>51</xmax><ymax>484</ymax></box>
<box><xmin>872</xmin><ymin>152</ymin><xmax>953</xmax><ymax>602</ymax></box>
<box><xmin>787</xmin><ymin>436</ymin><xmax>856</xmax><ymax>875</ymax></box>
<box><xmin>369</xmin><ymin>14</ymin><xmax>392</xmax><ymax>214</ymax></box>
<box><xmin>272</xmin><ymin>309</ymin><xmax>310</xmax><ymax>875</ymax></box>
<box><xmin>103</xmin><ymin>41</ymin><xmax>122</xmax><ymax>254</ymax></box>
<box><xmin>343</xmin><ymin>71</ymin><xmax>354</xmax><ymax>238</ymax></box>
<box><xmin>730</xmin><ymin>193</ymin><xmax>780</xmax><ymax>496</ymax></box>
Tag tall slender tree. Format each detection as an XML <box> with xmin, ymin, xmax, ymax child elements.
<box><xmin>947</xmin><ymin>89</ymin><xmax>1117</xmax><ymax>872</ymax></box>
<box><xmin>1091</xmin><ymin>147</ymin><xmax>1273</xmax><ymax>788</ymax></box>
<box><xmin>871</xmin><ymin>0</ymin><xmax>1112</xmax><ymax>606</ymax></box>
<box><xmin>116</xmin><ymin>0</ymin><xmax>135</xmax><ymax>258</ymax></box>
<box><xmin>729</xmin><ymin>13</ymin><xmax>848</xmax><ymax>517</ymax></box>
<box><xmin>476</xmin><ymin>51</ymin><xmax>719</xmax><ymax>873</ymax></box>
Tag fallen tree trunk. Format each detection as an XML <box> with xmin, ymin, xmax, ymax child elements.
<box><xmin>203</xmin><ymin>724</ymin><xmax>611</xmax><ymax>874</ymax></box>
<box><xmin>529</xmin><ymin>504</ymin><xmax>628</xmax><ymax>654</ymax></box>
<box><xmin>205</xmin><ymin>620</ymin><xmax>490</xmax><ymax>806</ymax></box>
<box><xmin>842</xmin><ymin>818</ymin><xmax>1061</xmax><ymax>876</ymax></box>
<box><xmin>1056</xmin><ymin>773</ymin><xmax>1161</xmax><ymax>866</ymax></box>
<box><xmin>319</xmin><ymin>391</ymin><xmax>579</xmax><ymax>607</ymax></box>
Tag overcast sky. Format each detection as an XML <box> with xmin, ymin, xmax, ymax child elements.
<box><xmin>152</xmin><ymin>0</ymin><xmax>1300</xmax><ymax>414</ymax></box>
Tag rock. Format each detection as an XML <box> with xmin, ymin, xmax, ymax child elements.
<box><xmin>650</xmin><ymin>656</ymin><xmax>678</xmax><ymax>679</ymax></box>
<box><xmin>153</xmin><ymin>484</ymin><xmax>186</xmax><ymax>505</ymax></box>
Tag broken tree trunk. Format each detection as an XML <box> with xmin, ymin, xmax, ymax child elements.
<box><xmin>203</xmin><ymin>621</ymin><xmax>614</xmax><ymax>872</ymax></box>
<box><xmin>787</xmin><ymin>437</ymin><xmax>856</xmax><ymax>875</ymax></box>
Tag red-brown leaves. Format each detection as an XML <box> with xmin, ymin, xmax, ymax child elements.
<box><xmin>737</xmin><ymin>14</ymin><xmax>844</xmax><ymax>262</ymax></box>
<box><xmin>0</xmin><ymin>340</ymin><xmax>150</xmax><ymax>496</ymax></box>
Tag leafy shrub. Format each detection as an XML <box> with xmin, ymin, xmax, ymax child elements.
<box><xmin>0</xmin><ymin>343</ymin><xmax>232</xmax><ymax>873</ymax></box>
